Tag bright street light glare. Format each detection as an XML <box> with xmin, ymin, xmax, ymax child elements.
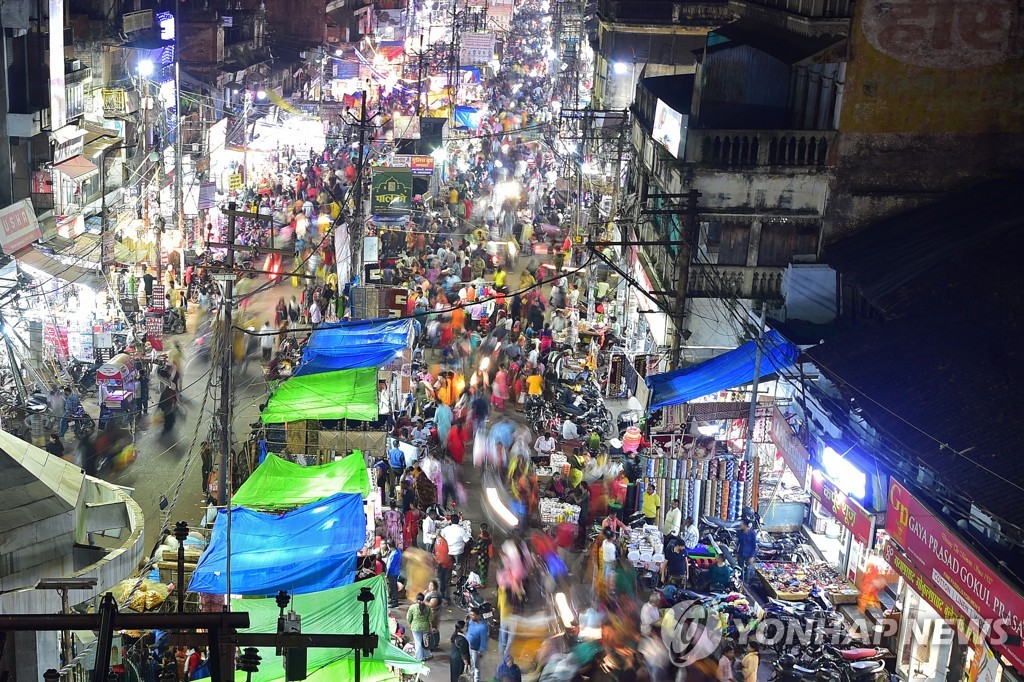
<box><xmin>137</xmin><ymin>60</ymin><xmax>154</xmax><ymax>77</ymax></box>
<box><xmin>256</xmin><ymin>87</ymin><xmax>267</xmax><ymax>100</ymax></box>
<box><xmin>612</xmin><ymin>61</ymin><xmax>629</xmax><ymax>75</ymax></box>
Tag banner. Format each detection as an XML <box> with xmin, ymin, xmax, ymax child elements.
<box><xmin>809</xmin><ymin>468</ymin><xmax>873</xmax><ymax>545</ymax></box>
<box><xmin>887</xmin><ymin>480</ymin><xmax>1024</xmax><ymax>669</ymax></box>
<box><xmin>394</xmin><ymin>154</ymin><xmax>435</xmax><ymax>177</ymax></box>
<box><xmin>371</xmin><ymin>167</ymin><xmax>413</xmax><ymax>216</ymax></box>
<box><xmin>0</xmin><ymin>199</ymin><xmax>42</xmax><ymax>255</ymax></box>
<box><xmin>460</xmin><ymin>32</ymin><xmax>496</xmax><ymax>65</ymax></box>
<box><xmin>392</xmin><ymin>115</ymin><xmax>421</xmax><ymax>140</ymax></box>
<box><xmin>145</xmin><ymin>312</ymin><xmax>164</xmax><ymax>351</ymax></box>
<box><xmin>768</xmin><ymin>406</ymin><xmax>809</xmax><ymax>486</ymax></box>
<box><xmin>228</xmin><ymin>174</ymin><xmax>243</xmax><ymax>191</ymax></box>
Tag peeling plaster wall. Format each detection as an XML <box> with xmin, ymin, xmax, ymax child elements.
<box><xmin>823</xmin><ymin>0</ymin><xmax>1024</xmax><ymax>243</ymax></box>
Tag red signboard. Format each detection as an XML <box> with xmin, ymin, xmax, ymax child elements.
<box><xmin>809</xmin><ymin>468</ymin><xmax>874</xmax><ymax>546</ymax></box>
<box><xmin>887</xmin><ymin>480</ymin><xmax>1024</xmax><ymax>670</ymax></box>
<box><xmin>0</xmin><ymin>199</ymin><xmax>43</xmax><ymax>255</ymax></box>
<box><xmin>768</xmin><ymin>407</ymin><xmax>809</xmax><ymax>485</ymax></box>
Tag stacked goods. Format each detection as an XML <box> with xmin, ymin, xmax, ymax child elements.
<box><xmin>539</xmin><ymin>497</ymin><xmax>580</xmax><ymax>524</ymax></box>
<box><xmin>756</xmin><ymin>561</ymin><xmax>860</xmax><ymax>602</ymax></box>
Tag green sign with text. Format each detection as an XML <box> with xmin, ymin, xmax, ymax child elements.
<box><xmin>371</xmin><ymin>168</ymin><xmax>413</xmax><ymax>216</ymax></box>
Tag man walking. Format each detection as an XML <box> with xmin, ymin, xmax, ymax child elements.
<box><xmin>383</xmin><ymin>542</ymin><xmax>402</xmax><ymax>608</ymax></box>
<box><xmin>259</xmin><ymin>321</ymin><xmax>275</xmax><ymax>361</ymax></box>
<box><xmin>466</xmin><ymin>610</ymin><xmax>489</xmax><ymax>682</ymax></box>
<box><xmin>736</xmin><ymin>519</ymin><xmax>758</xmax><ymax>583</ymax></box>
<box><xmin>388</xmin><ymin>439</ymin><xmax>405</xmax><ymax>504</ymax></box>
<box><xmin>662</xmin><ymin>498</ymin><xmax>682</xmax><ymax>537</ymax></box>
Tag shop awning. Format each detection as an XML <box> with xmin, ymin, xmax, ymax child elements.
<box><xmin>53</xmin><ymin>156</ymin><xmax>99</xmax><ymax>181</ymax></box>
<box><xmin>231</xmin><ymin>452</ymin><xmax>371</xmax><ymax>510</ymax></box>
<box><xmin>188</xmin><ymin>492</ymin><xmax>365</xmax><ymax>596</ymax></box>
<box><xmin>17</xmin><ymin>245</ymin><xmax>106</xmax><ymax>290</ymax></box>
<box><xmin>645</xmin><ymin>329</ymin><xmax>800</xmax><ymax>410</ymax></box>
<box><xmin>192</xmin><ymin>576</ymin><xmax>425</xmax><ymax>682</ymax></box>
<box><xmin>261</xmin><ymin>366</ymin><xmax>379</xmax><ymax>423</ymax></box>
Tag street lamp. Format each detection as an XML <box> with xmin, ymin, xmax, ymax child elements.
<box><xmin>612</xmin><ymin>61</ymin><xmax>628</xmax><ymax>75</ymax></box>
<box><xmin>137</xmin><ymin>59</ymin><xmax>154</xmax><ymax>77</ymax></box>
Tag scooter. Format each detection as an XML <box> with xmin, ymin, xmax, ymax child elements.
<box><xmin>67</xmin><ymin>404</ymin><xmax>96</xmax><ymax>439</ymax></box>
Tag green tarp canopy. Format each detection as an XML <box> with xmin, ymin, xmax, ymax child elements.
<box><xmin>196</xmin><ymin>575</ymin><xmax>425</xmax><ymax>682</ymax></box>
<box><xmin>231</xmin><ymin>452</ymin><xmax>371</xmax><ymax>510</ymax></box>
<box><xmin>261</xmin><ymin>367</ymin><xmax>379</xmax><ymax>424</ymax></box>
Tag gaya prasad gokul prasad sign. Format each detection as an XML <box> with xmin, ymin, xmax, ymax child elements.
<box><xmin>886</xmin><ymin>480</ymin><xmax>1024</xmax><ymax>669</ymax></box>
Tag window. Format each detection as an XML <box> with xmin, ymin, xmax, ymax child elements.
<box><xmin>718</xmin><ymin>223</ymin><xmax>750</xmax><ymax>266</ymax></box>
<box><xmin>757</xmin><ymin>222</ymin><xmax>820</xmax><ymax>267</ymax></box>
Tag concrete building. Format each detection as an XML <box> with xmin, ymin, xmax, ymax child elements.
<box><xmin>590</xmin><ymin>0</ymin><xmax>735</xmax><ymax>110</ymax></box>
<box><xmin>0</xmin><ymin>431</ymin><xmax>145</xmax><ymax>680</ymax></box>
<box><xmin>623</xmin><ymin>17</ymin><xmax>845</xmax><ymax>360</ymax></box>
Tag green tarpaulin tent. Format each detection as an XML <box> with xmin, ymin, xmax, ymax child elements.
<box><xmin>261</xmin><ymin>367</ymin><xmax>379</xmax><ymax>424</ymax></box>
<box><xmin>196</xmin><ymin>575</ymin><xmax>425</xmax><ymax>682</ymax></box>
<box><xmin>231</xmin><ymin>452</ymin><xmax>371</xmax><ymax>510</ymax></box>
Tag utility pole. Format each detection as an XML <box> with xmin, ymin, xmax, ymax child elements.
<box><xmin>742</xmin><ymin>302</ymin><xmax>768</xmax><ymax>508</ymax></box>
<box><xmin>350</xmin><ymin>91</ymin><xmax>368</xmax><ymax>284</ymax></box>
<box><xmin>174</xmin><ymin>61</ymin><xmax>185</xmax><ymax>277</ymax></box>
<box><xmin>218</xmin><ymin>203</ymin><xmax>237</xmax><ymax>517</ymax></box>
<box><xmin>667</xmin><ymin>188</ymin><xmax>700</xmax><ymax>370</ymax></box>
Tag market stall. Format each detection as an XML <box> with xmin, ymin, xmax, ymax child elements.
<box><xmin>96</xmin><ymin>353</ymin><xmax>139</xmax><ymax>426</ymax></box>
<box><xmin>755</xmin><ymin>561</ymin><xmax>860</xmax><ymax>604</ymax></box>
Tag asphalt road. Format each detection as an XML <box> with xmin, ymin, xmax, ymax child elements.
<box><xmin>90</xmin><ymin>279</ymin><xmax>303</xmax><ymax>554</ymax></box>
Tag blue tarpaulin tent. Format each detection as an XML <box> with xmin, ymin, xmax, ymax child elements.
<box><xmin>188</xmin><ymin>492</ymin><xmax>365</xmax><ymax>596</ymax></box>
<box><xmin>645</xmin><ymin>329</ymin><xmax>799</xmax><ymax>410</ymax></box>
<box><xmin>455</xmin><ymin>106</ymin><xmax>481</xmax><ymax>129</ymax></box>
<box><xmin>293</xmin><ymin>319</ymin><xmax>414</xmax><ymax>376</ymax></box>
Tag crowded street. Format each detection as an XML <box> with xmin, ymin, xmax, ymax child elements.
<box><xmin>3</xmin><ymin>0</ymin><xmax>1022</xmax><ymax>678</ymax></box>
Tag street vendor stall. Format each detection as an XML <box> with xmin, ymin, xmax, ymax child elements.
<box><xmin>755</xmin><ymin>560</ymin><xmax>860</xmax><ymax>604</ymax></box>
<box><xmin>96</xmin><ymin>353</ymin><xmax>139</xmax><ymax>426</ymax></box>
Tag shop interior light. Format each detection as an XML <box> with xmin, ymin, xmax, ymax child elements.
<box><xmin>485</xmin><ymin>487</ymin><xmax>518</xmax><ymax>527</ymax></box>
<box><xmin>821</xmin><ymin>446</ymin><xmax>866</xmax><ymax>499</ymax></box>
<box><xmin>612</xmin><ymin>61</ymin><xmax>629</xmax><ymax>75</ymax></box>
<box><xmin>137</xmin><ymin>59</ymin><xmax>154</xmax><ymax>77</ymax></box>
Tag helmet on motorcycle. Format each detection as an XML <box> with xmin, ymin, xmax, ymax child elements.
<box><xmin>780</xmin><ymin>654</ymin><xmax>797</xmax><ymax>669</ymax></box>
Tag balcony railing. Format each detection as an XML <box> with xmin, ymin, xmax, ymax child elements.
<box><xmin>686</xmin><ymin>129</ymin><xmax>834</xmax><ymax>167</ymax></box>
<box><xmin>65</xmin><ymin>65</ymin><xmax>92</xmax><ymax>85</ymax></box>
<box><xmin>688</xmin><ymin>265</ymin><xmax>784</xmax><ymax>299</ymax></box>
<box><xmin>597</xmin><ymin>0</ymin><xmax>733</xmax><ymax>25</ymax></box>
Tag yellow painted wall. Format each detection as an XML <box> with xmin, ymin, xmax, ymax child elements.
<box><xmin>841</xmin><ymin>0</ymin><xmax>1024</xmax><ymax>134</ymax></box>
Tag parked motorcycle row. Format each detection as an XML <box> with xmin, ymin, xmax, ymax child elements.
<box><xmin>524</xmin><ymin>380</ymin><xmax>615</xmax><ymax>439</ymax></box>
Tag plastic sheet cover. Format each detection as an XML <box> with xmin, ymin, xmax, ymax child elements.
<box><xmin>188</xmin><ymin>492</ymin><xmax>365</xmax><ymax>596</ymax></box>
<box><xmin>260</xmin><ymin>366</ymin><xmax>378</xmax><ymax>424</ymax></box>
<box><xmin>194</xmin><ymin>576</ymin><xmax>426</xmax><ymax>682</ymax></box>
<box><xmin>231</xmin><ymin>452</ymin><xmax>371</xmax><ymax>510</ymax></box>
<box><xmin>293</xmin><ymin>319</ymin><xmax>414</xmax><ymax>377</ymax></box>
<box><xmin>645</xmin><ymin>329</ymin><xmax>800</xmax><ymax>410</ymax></box>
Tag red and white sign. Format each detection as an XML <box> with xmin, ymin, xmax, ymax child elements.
<box><xmin>0</xmin><ymin>199</ymin><xmax>43</xmax><ymax>255</ymax></box>
<box><xmin>810</xmin><ymin>468</ymin><xmax>874</xmax><ymax>546</ymax></box>
<box><xmin>887</xmin><ymin>480</ymin><xmax>1024</xmax><ymax>669</ymax></box>
<box><xmin>145</xmin><ymin>312</ymin><xmax>164</xmax><ymax>351</ymax></box>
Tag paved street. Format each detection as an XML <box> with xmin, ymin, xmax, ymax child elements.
<box><xmin>93</xmin><ymin>280</ymin><xmax>304</xmax><ymax>553</ymax></box>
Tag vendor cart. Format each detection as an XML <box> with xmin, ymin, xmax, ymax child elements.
<box><xmin>96</xmin><ymin>353</ymin><xmax>139</xmax><ymax>427</ymax></box>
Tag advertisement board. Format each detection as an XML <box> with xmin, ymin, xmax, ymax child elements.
<box><xmin>809</xmin><ymin>468</ymin><xmax>874</xmax><ymax>546</ymax></box>
<box><xmin>886</xmin><ymin>480</ymin><xmax>1024</xmax><ymax>669</ymax></box>
<box><xmin>653</xmin><ymin>100</ymin><xmax>686</xmax><ymax>158</ymax></box>
<box><xmin>371</xmin><ymin>168</ymin><xmax>413</xmax><ymax>216</ymax></box>
<box><xmin>0</xmin><ymin>199</ymin><xmax>43</xmax><ymax>255</ymax></box>
<box><xmin>768</xmin><ymin>406</ymin><xmax>809</xmax><ymax>486</ymax></box>
<box><xmin>145</xmin><ymin>312</ymin><xmax>164</xmax><ymax>351</ymax></box>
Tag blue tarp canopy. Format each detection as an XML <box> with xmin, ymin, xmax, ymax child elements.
<box><xmin>454</xmin><ymin>106</ymin><xmax>481</xmax><ymax>129</ymax></box>
<box><xmin>645</xmin><ymin>329</ymin><xmax>799</xmax><ymax>410</ymax></box>
<box><xmin>293</xmin><ymin>319</ymin><xmax>414</xmax><ymax>376</ymax></box>
<box><xmin>188</xmin><ymin>492</ymin><xmax>365</xmax><ymax>596</ymax></box>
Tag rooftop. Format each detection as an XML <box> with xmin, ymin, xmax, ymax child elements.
<box><xmin>706</xmin><ymin>19</ymin><xmax>844</xmax><ymax>64</ymax></box>
<box><xmin>808</xmin><ymin>179</ymin><xmax>1024</xmax><ymax>530</ymax></box>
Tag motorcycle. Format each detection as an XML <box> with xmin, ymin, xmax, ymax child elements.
<box><xmin>67</xmin><ymin>404</ymin><xmax>96</xmax><ymax>439</ymax></box>
<box><xmin>61</xmin><ymin>360</ymin><xmax>101</xmax><ymax>397</ymax></box>
<box><xmin>163</xmin><ymin>307</ymin><xmax>186</xmax><ymax>335</ymax></box>
<box><xmin>771</xmin><ymin>645</ymin><xmax>890</xmax><ymax>682</ymax></box>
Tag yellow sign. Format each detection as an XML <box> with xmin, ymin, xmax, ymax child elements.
<box><xmin>228</xmin><ymin>174</ymin><xmax>243</xmax><ymax>191</ymax></box>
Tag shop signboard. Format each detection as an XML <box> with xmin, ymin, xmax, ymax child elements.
<box><xmin>228</xmin><ymin>174</ymin><xmax>243</xmax><ymax>191</ymax></box>
<box><xmin>768</xmin><ymin>406</ymin><xmax>809</xmax><ymax>486</ymax></box>
<box><xmin>102</xmin><ymin>232</ymin><xmax>116</xmax><ymax>266</ymax></box>
<box><xmin>809</xmin><ymin>468</ymin><xmax>874</xmax><ymax>546</ymax></box>
<box><xmin>880</xmin><ymin>540</ymin><xmax>980</xmax><ymax>643</ymax></box>
<box><xmin>371</xmin><ymin>168</ymin><xmax>413</xmax><ymax>216</ymax></box>
<box><xmin>887</xmin><ymin>480</ymin><xmax>1024</xmax><ymax>670</ymax></box>
<box><xmin>0</xmin><ymin>199</ymin><xmax>43</xmax><ymax>255</ymax></box>
<box><xmin>460</xmin><ymin>32</ymin><xmax>496</xmax><ymax>65</ymax></box>
<box><xmin>393</xmin><ymin>155</ymin><xmax>435</xmax><ymax>177</ymax></box>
